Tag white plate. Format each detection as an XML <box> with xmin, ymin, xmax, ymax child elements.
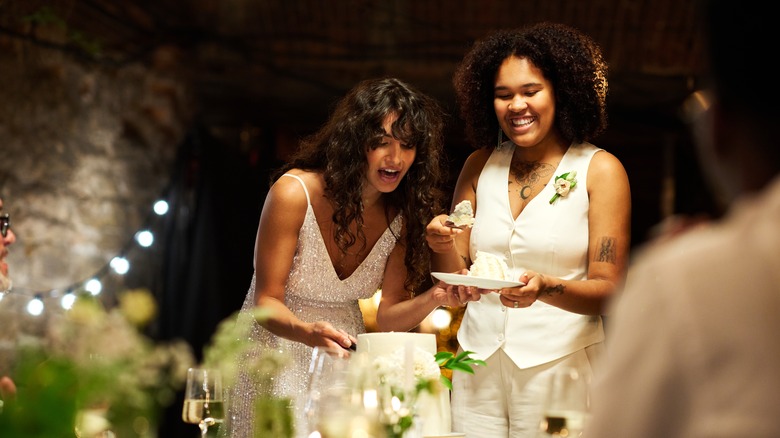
<box><xmin>424</xmin><ymin>434</ymin><xmax>466</xmax><ymax>438</ymax></box>
<box><xmin>431</xmin><ymin>272</ymin><xmax>524</xmax><ymax>289</ymax></box>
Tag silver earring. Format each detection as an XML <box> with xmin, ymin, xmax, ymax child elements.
<box><xmin>497</xmin><ymin>127</ymin><xmax>504</xmax><ymax>149</ymax></box>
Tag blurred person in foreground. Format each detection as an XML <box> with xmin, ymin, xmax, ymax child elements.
<box><xmin>584</xmin><ymin>1</ymin><xmax>780</xmax><ymax>437</ymax></box>
<box><xmin>0</xmin><ymin>196</ymin><xmax>18</xmax><ymax>404</ymax></box>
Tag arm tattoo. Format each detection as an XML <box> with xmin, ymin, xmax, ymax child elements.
<box><xmin>541</xmin><ymin>284</ymin><xmax>565</xmax><ymax>297</ymax></box>
<box><xmin>537</xmin><ymin>274</ymin><xmax>564</xmax><ymax>297</ymax></box>
<box><xmin>595</xmin><ymin>237</ymin><xmax>617</xmax><ymax>263</ymax></box>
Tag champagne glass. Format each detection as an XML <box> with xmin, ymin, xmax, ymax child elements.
<box><xmin>538</xmin><ymin>367</ymin><xmax>590</xmax><ymax>437</ymax></box>
<box><xmin>305</xmin><ymin>346</ymin><xmax>381</xmax><ymax>437</ymax></box>
<box><xmin>182</xmin><ymin>367</ymin><xmax>225</xmax><ymax>437</ymax></box>
<box><xmin>304</xmin><ymin>346</ymin><xmax>352</xmax><ymax>436</ymax></box>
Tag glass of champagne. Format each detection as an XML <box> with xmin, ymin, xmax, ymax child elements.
<box><xmin>304</xmin><ymin>346</ymin><xmax>352</xmax><ymax>436</ymax></box>
<box><xmin>182</xmin><ymin>367</ymin><xmax>225</xmax><ymax>437</ymax></box>
<box><xmin>538</xmin><ymin>367</ymin><xmax>590</xmax><ymax>437</ymax></box>
<box><xmin>305</xmin><ymin>346</ymin><xmax>382</xmax><ymax>437</ymax></box>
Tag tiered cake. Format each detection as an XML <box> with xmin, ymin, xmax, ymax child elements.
<box><xmin>356</xmin><ymin>332</ymin><xmax>452</xmax><ymax>436</ymax></box>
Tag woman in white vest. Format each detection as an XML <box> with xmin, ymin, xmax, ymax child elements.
<box><xmin>426</xmin><ymin>23</ymin><xmax>631</xmax><ymax>437</ymax></box>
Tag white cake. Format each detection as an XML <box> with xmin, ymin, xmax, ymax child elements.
<box><xmin>356</xmin><ymin>332</ymin><xmax>452</xmax><ymax>436</ymax></box>
<box><xmin>446</xmin><ymin>200</ymin><xmax>475</xmax><ymax>228</ymax></box>
<box><xmin>468</xmin><ymin>251</ymin><xmax>510</xmax><ymax>280</ymax></box>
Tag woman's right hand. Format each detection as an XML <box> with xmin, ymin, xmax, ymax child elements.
<box><xmin>309</xmin><ymin>321</ymin><xmax>357</xmax><ymax>352</ymax></box>
<box><xmin>425</xmin><ymin>214</ymin><xmax>462</xmax><ymax>253</ymax></box>
<box><xmin>430</xmin><ymin>268</ymin><xmax>483</xmax><ymax>307</ymax></box>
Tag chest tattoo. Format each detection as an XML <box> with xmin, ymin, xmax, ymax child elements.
<box><xmin>509</xmin><ymin>160</ymin><xmax>555</xmax><ymax>200</ymax></box>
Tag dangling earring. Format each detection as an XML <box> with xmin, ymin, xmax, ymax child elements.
<box><xmin>496</xmin><ymin>127</ymin><xmax>504</xmax><ymax>149</ymax></box>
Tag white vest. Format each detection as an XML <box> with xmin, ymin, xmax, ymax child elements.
<box><xmin>460</xmin><ymin>141</ymin><xmax>604</xmax><ymax>368</ymax></box>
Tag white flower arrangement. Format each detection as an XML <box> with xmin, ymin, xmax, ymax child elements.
<box><xmin>550</xmin><ymin>171</ymin><xmax>578</xmax><ymax>204</ymax></box>
<box><xmin>370</xmin><ymin>346</ymin><xmax>486</xmax><ymax>438</ymax></box>
<box><xmin>373</xmin><ymin>346</ymin><xmax>441</xmax><ymax>391</ymax></box>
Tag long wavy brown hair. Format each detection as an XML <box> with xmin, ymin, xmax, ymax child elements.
<box><xmin>272</xmin><ymin>77</ymin><xmax>447</xmax><ymax>293</ymax></box>
<box><xmin>453</xmin><ymin>22</ymin><xmax>609</xmax><ymax>150</ymax></box>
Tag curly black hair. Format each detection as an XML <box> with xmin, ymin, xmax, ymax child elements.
<box><xmin>453</xmin><ymin>22</ymin><xmax>609</xmax><ymax>150</ymax></box>
<box><xmin>273</xmin><ymin>77</ymin><xmax>447</xmax><ymax>293</ymax></box>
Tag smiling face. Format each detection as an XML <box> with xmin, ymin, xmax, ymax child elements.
<box><xmin>493</xmin><ymin>56</ymin><xmax>559</xmax><ymax>150</ymax></box>
<box><xmin>363</xmin><ymin>113</ymin><xmax>416</xmax><ymax>196</ymax></box>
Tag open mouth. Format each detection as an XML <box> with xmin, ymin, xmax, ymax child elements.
<box><xmin>378</xmin><ymin>168</ymin><xmax>402</xmax><ymax>184</ymax></box>
<box><xmin>510</xmin><ymin>116</ymin><xmax>536</xmax><ymax>127</ymax></box>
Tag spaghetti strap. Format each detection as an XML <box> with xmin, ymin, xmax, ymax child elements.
<box><xmin>281</xmin><ymin>173</ymin><xmax>311</xmax><ymax>206</ymax></box>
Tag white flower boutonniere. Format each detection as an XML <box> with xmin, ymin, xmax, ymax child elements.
<box><xmin>549</xmin><ymin>171</ymin><xmax>578</xmax><ymax>204</ymax></box>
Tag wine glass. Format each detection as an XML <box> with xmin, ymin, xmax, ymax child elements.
<box><xmin>538</xmin><ymin>367</ymin><xmax>590</xmax><ymax>437</ymax></box>
<box><xmin>182</xmin><ymin>367</ymin><xmax>225</xmax><ymax>437</ymax></box>
<box><xmin>304</xmin><ymin>346</ymin><xmax>352</xmax><ymax>435</ymax></box>
<box><xmin>304</xmin><ymin>346</ymin><xmax>381</xmax><ymax>437</ymax></box>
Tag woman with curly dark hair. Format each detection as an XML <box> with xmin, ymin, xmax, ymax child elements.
<box><xmin>426</xmin><ymin>23</ymin><xmax>631</xmax><ymax>436</ymax></box>
<box><xmin>224</xmin><ymin>77</ymin><xmax>462</xmax><ymax>437</ymax></box>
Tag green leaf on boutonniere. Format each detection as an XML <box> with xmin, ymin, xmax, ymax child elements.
<box><xmin>549</xmin><ymin>171</ymin><xmax>578</xmax><ymax>204</ymax></box>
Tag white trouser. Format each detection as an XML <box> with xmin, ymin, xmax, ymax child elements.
<box><xmin>451</xmin><ymin>344</ymin><xmax>603</xmax><ymax>438</ymax></box>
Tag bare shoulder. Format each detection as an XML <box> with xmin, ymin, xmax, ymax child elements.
<box><xmin>590</xmin><ymin>149</ymin><xmax>626</xmax><ymax>174</ymax></box>
<box><xmin>464</xmin><ymin>148</ymin><xmax>493</xmax><ymax>168</ymax></box>
<box><xmin>587</xmin><ymin>149</ymin><xmax>631</xmax><ymax>213</ymax></box>
<box><xmin>266</xmin><ymin>170</ymin><xmax>321</xmax><ymax>211</ymax></box>
<box><xmin>588</xmin><ymin>149</ymin><xmax>629</xmax><ymax>187</ymax></box>
<box><xmin>459</xmin><ymin>148</ymin><xmax>493</xmax><ymax>181</ymax></box>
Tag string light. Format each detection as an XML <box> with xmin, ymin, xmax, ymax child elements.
<box><xmin>109</xmin><ymin>256</ymin><xmax>130</xmax><ymax>275</ymax></box>
<box><xmin>26</xmin><ymin>294</ymin><xmax>44</xmax><ymax>316</ymax></box>
<box><xmin>135</xmin><ymin>230</ymin><xmax>154</xmax><ymax>247</ymax></box>
<box><xmin>85</xmin><ymin>278</ymin><xmax>103</xmax><ymax>296</ymax></box>
<box><xmin>0</xmin><ymin>195</ymin><xmax>171</xmax><ymax>313</ymax></box>
<box><xmin>60</xmin><ymin>291</ymin><xmax>76</xmax><ymax>309</ymax></box>
<box><xmin>153</xmin><ymin>200</ymin><xmax>169</xmax><ymax>215</ymax></box>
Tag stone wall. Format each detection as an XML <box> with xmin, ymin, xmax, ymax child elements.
<box><xmin>0</xmin><ymin>35</ymin><xmax>193</xmax><ymax>314</ymax></box>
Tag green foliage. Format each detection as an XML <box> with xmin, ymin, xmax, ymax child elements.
<box><xmin>434</xmin><ymin>350</ymin><xmax>487</xmax><ymax>390</ymax></box>
<box><xmin>0</xmin><ymin>293</ymin><xmax>194</xmax><ymax>437</ymax></box>
<box><xmin>0</xmin><ymin>354</ymin><xmax>80</xmax><ymax>436</ymax></box>
<box><xmin>253</xmin><ymin>397</ymin><xmax>294</xmax><ymax>438</ymax></box>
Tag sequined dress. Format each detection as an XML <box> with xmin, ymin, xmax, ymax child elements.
<box><xmin>221</xmin><ymin>174</ymin><xmax>402</xmax><ymax>438</ymax></box>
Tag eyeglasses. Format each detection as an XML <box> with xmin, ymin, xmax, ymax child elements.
<box><xmin>0</xmin><ymin>213</ymin><xmax>9</xmax><ymax>238</ymax></box>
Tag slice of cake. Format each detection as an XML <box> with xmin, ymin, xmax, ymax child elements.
<box><xmin>468</xmin><ymin>251</ymin><xmax>510</xmax><ymax>280</ymax></box>
<box><xmin>446</xmin><ymin>200</ymin><xmax>475</xmax><ymax>228</ymax></box>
